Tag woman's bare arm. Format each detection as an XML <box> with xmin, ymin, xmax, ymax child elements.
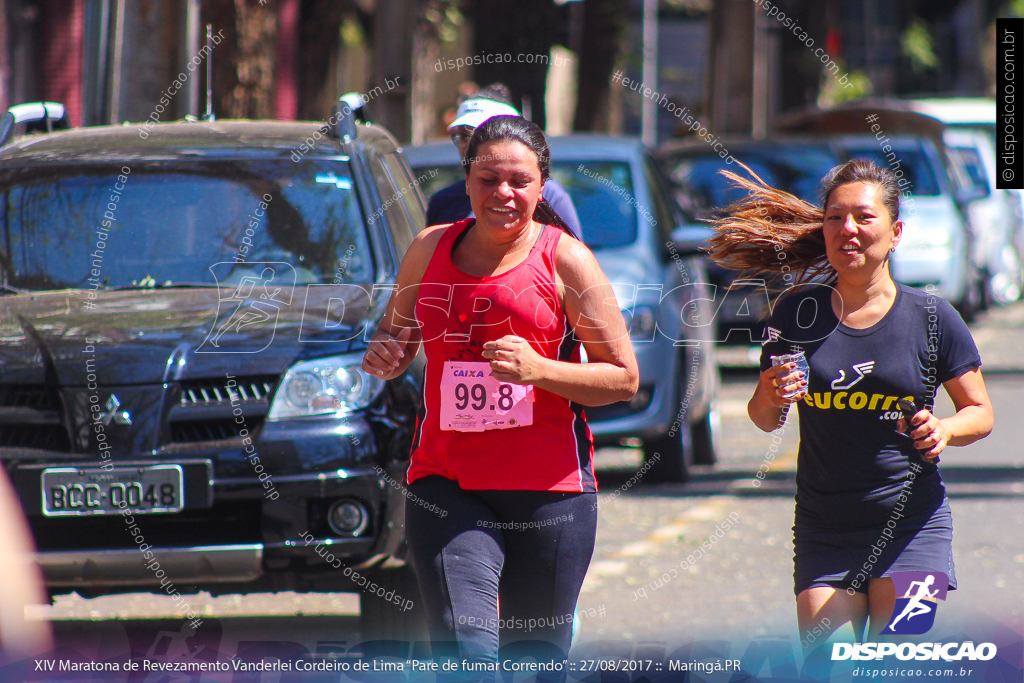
<box><xmin>899</xmin><ymin>368</ymin><xmax>993</xmax><ymax>459</ymax></box>
<box><xmin>361</xmin><ymin>225</ymin><xmax>448</xmax><ymax>380</ymax></box>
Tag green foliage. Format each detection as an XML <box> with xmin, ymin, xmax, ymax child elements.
<box><xmin>817</xmin><ymin>59</ymin><xmax>872</xmax><ymax>108</ymax></box>
<box><xmin>1001</xmin><ymin>0</ymin><xmax>1024</xmax><ymax>18</ymax></box>
<box><xmin>901</xmin><ymin>19</ymin><xmax>939</xmax><ymax>73</ymax></box>
<box><xmin>422</xmin><ymin>0</ymin><xmax>464</xmax><ymax>44</ymax></box>
<box><xmin>340</xmin><ymin>16</ymin><xmax>365</xmax><ymax>49</ymax></box>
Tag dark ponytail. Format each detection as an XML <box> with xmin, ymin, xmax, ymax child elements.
<box><xmin>533</xmin><ymin>196</ymin><xmax>574</xmax><ymax>235</ymax></box>
<box><xmin>463</xmin><ymin>115</ymin><xmax>579</xmax><ymax>239</ymax></box>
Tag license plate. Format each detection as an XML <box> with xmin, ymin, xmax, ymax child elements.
<box><xmin>41</xmin><ymin>465</ymin><xmax>184</xmax><ymax>517</ymax></box>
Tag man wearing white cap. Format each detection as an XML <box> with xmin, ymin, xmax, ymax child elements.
<box><xmin>426</xmin><ymin>84</ymin><xmax>583</xmax><ymax>240</ymax></box>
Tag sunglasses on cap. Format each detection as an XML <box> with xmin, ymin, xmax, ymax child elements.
<box><xmin>450</xmin><ymin>126</ymin><xmax>474</xmax><ymax>146</ymax></box>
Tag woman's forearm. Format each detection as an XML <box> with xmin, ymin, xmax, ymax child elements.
<box><xmin>532</xmin><ymin>356</ymin><xmax>638</xmax><ymax>406</ymax></box>
<box><xmin>748</xmin><ymin>384</ymin><xmax>788</xmax><ymax>432</ymax></box>
<box><xmin>941</xmin><ymin>405</ymin><xmax>993</xmax><ymax>447</ymax></box>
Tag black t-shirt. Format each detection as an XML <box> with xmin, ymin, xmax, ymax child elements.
<box><xmin>759</xmin><ymin>283</ymin><xmax>982</xmax><ymax>529</ymax></box>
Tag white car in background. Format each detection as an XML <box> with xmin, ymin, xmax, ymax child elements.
<box><xmin>944</xmin><ymin>129</ymin><xmax>1023</xmax><ymax>304</ymax></box>
<box><xmin>910</xmin><ymin>97</ymin><xmax>1024</xmax><ymax>305</ymax></box>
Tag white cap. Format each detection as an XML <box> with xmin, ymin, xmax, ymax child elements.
<box><xmin>448</xmin><ymin>98</ymin><xmax>520</xmax><ymax>131</ymax></box>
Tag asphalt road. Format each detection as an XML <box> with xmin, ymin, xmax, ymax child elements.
<box><xmin>36</xmin><ymin>302</ymin><xmax>1024</xmax><ymax>675</ymax></box>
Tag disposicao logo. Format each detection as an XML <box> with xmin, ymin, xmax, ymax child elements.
<box><xmin>882</xmin><ymin>571</ymin><xmax>947</xmax><ymax>635</ymax></box>
<box><xmin>831</xmin><ymin>571</ymin><xmax>997</xmax><ymax>663</ymax></box>
<box><xmin>831</xmin><ymin>642</ymin><xmax>997</xmax><ymax>662</ymax></box>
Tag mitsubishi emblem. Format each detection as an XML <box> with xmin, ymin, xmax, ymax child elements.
<box><xmin>98</xmin><ymin>394</ymin><xmax>132</xmax><ymax>426</ymax></box>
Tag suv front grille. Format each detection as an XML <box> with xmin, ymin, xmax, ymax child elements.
<box><xmin>0</xmin><ymin>384</ymin><xmax>62</xmax><ymax>411</ymax></box>
<box><xmin>0</xmin><ymin>384</ymin><xmax>70</xmax><ymax>451</ymax></box>
<box><xmin>179</xmin><ymin>376</ymin><xmax>277</xmax><ymax>406</ymax></box>
<box><xmin>0</xmin><ymin>424</ymin><xmax>71</xmax><ymax>451</ymax></box>
<box><xmin>170</xmin><ymin>417</ymin><xmax>266</xmax><ymax>444</ymax></box>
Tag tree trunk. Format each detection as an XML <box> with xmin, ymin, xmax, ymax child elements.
<box><xmin>373</xmin><ymin>0</ymin><xmax>415</xmax><ymax>142</ymax></box>
<box><xmin>572</xmin><ymin>0</ymin><xmax>628</xmax><ymax>132</ymax></box>
<box><xmin>470</xmin><ymin>0</ymin><xmax>559</xmax><ymax>130</ymax></box>
<box><xmin>201</xmin><ymin>0</ymin><xmax>276</xmax><ymax>119</ymax></box>
<box><xmin>297</xmin><ymin>0</ymin><xmax>348</xmax><ymax>121</ymax></box>
<box><xmin>412</xmin><ymin>24</ymin><xmax>440</xmax><ymax>144</ymax></box>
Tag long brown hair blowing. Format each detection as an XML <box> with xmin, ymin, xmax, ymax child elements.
<box><xmin>706</xmin><ymin>158</ymin><xmax>901</xmax><ymax>288</ymax></box>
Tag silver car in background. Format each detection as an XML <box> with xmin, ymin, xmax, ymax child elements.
<box><xmin>944</xmin><ymin>128</ymin><xmax>1023</xmax><ymax>305</ymax></box>
<box><xmin>403</xmin><ymin>136</ymin><xmax>720</xmax><ymax>482</ymax></box>
<box><xmin>908</xmin><ymin>97</ymin><xmax>1024</xmax><ymax>305</ymax></box>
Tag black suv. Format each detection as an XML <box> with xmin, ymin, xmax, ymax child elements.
<box><xmin>0</xmin><ymin>109</ymin><xmax>427</xmax><ymax>638</ymax></box>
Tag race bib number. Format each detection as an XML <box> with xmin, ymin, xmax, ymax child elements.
<box><xmin>439</xmin><ymin>361</ymin><xmax>534</xmax><ymax>432</ymax></box>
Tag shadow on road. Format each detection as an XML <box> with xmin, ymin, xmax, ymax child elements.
<box><xmin>596</xmin><ymin>465</ymin><xmax>1024</xmax><ymax>500</ymax></box>
<box><xmin>51</xmin><ymin>615</ymin><xmax>363</xmax><ymax>661</ymax></box>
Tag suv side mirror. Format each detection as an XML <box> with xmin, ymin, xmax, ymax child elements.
<box><xmin>330</xmin><ymin>94</ymin><xmax>364</xmax><ymax>142</ymax></box>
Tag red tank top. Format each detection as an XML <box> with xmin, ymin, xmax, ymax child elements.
<box><xmin>407</xmin><ymin>218</ymin><xmax>596</xmax><ymax>492</ymax></box>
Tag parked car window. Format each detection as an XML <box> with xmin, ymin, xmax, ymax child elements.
<box><xmin>367</xmin><ymin>151</ymin><xmax>418</xmax><ymax>256</ymax></box>
<box><xmin>417</xmin><ymin>164</ymin><xmax>463</xmax><ymax>199</ymax></box>
<box><xmin>838</xmin><ymin>144</ymin><xmax>941</xmax><ymax>196</ymax></box>
<box><xmin>642</xmin><ymin>157</ymin><xmax>678</xmax><ymax>244</ymax></box>
<box><xmin>662</xmin><ymin>146</ymin><xmax>837</xmax><ymax>212</ymax></box>
<box><xmin>0</xmin><ymin>159</ymin><xmax>373</xmax><ymax>291</ymax></box>
<box><xmin>549</xmin><ymin>161</ymin><xmax>638</xmax><ymax>249</ymax></box>
<box><xmin>384</xmin><ymin>151</ymin><xmax>424</xmax><ymax>249</ymax></box>
<box><xmin>948</xmin><ymin>145</ymin><xmax>991</xmax><ymax>195</ymax></box>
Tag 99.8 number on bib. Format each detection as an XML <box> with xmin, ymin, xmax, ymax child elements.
<box><xmin>439</xmin><ymin>361</ymin><xmax>533</xmax><ymax>432</ymax></box>
<box><xmin>454</xmin><ymin>382</ymin><xmax>516</xmax><ymax>411</ymax></box>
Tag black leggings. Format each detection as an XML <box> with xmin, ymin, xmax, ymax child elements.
<box><xmin>405</xmin><ymin>475</ymin><xmax>597</xmax><ymax>664</ymax></box>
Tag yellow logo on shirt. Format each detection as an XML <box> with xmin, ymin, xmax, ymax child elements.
<box><xmin>802</xmin><ymin>392</ymin><xmax>914</xmax><ymax>411</ymax></box>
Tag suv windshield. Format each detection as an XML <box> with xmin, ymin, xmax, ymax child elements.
<box><xmin>661</xmin><ymin>145</ymin><xmax>838</xmax><ymax>212</ymax></box>
<box><xmin>0</xmin><ymin>159</ymin><xmax>373</xmax><ymax>291</ymax></box>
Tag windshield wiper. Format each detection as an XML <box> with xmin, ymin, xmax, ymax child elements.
<box><xmin>107</xmin><ymin>283</ymin><xmax>220</xmax><ymax>291</ymax></box>
<box><xmin>0</xmin><ymin>284</ymin><xmax>28</xmax><ymax>295</ymax></box>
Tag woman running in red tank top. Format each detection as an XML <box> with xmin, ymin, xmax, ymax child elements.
<box><xmin>362</xmin><ymin>116</ymin><xmax>638</xmax><ymax>665</ymax></box>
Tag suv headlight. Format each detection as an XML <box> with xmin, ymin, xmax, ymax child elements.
<box><xmin>267</xmin><ymin>353</ymin><xmax>384</xmax><ymax>420</ymax></box>
<box><xmin>623</xmin><ymin>304</ymin><xmax>657</xmax><ymax>341</ymax></box>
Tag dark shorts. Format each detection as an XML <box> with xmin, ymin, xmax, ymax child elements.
<box><xmin>793</xmin><ymin>496</ymin><xmax>957</xmax><ymax>596</ymax></box>
<box><xmin>802</xmin><ymin>579</ymin><xmax>867</xmax><ymax>594</ymax></box>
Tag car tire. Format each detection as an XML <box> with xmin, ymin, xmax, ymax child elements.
<box><xmin>642</xmin><ymin>369</ymin><xmax>694</xmax><ymax>483</ymax></box>
<box><xmin>956</xmin><ymin>262</ymin><xmax>982</xmax><ymax>323</ymax></box>
<box><xmin>643</xmin><ymin>422</ymin><xmax>692</xmax><ymax>483</ymax></box>
<box><xmin>690</xmin><ymin>403</ymin><xmax>719</xmax><ymax>466</ymax></box>
<box><xmin>359</xmin><ymin>563</ymin><xmax>429</xmax><ymax>644</ymax></box>
<box><xmin>978</xmin><ymin>267</ymin><xmax>992</xmax><ymax>312</ymax></box>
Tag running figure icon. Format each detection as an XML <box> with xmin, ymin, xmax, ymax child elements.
<box><xmin>198</xmin><ymin>261</ymin><xmax>296</xmax><ymax>354</ymax></box>
<box><xmin>888</xmin><ymin>574</ymin><xmax>939</xmax><ymax>630</ymax></box>
<box><xmin>209</xmin><ymin>267</ymin><xmax>285</xmax><ymax>347</ymax></box>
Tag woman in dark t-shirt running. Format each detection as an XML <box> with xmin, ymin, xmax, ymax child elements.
<box><xmin>708</xmin><ymin>159</ymin><xmax>993</xmax><ymax>644</ymax></box>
